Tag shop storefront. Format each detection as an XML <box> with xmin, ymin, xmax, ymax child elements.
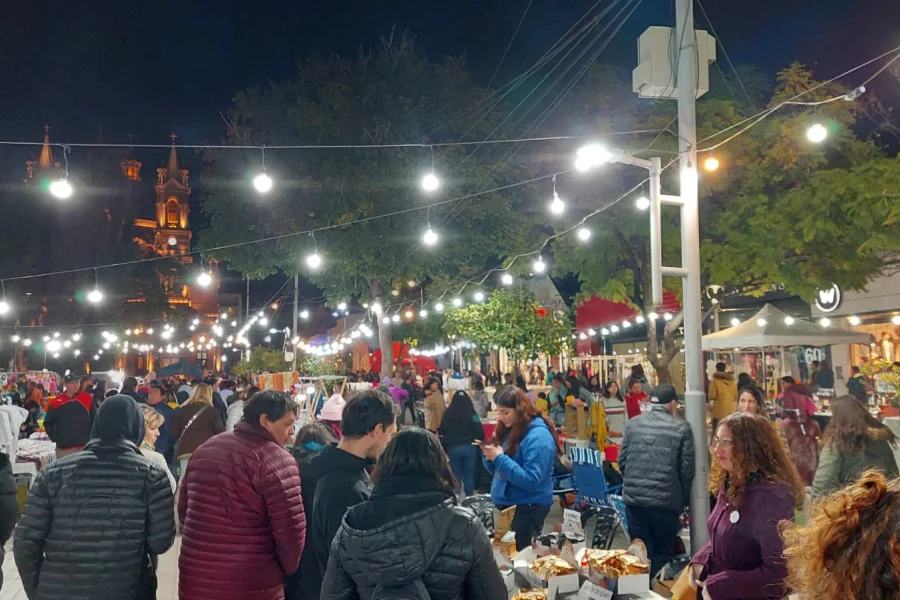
<box><xmin>810</xmin><ymin>272</ymin><xmax>900</xmax><ymax>396</ymax></box>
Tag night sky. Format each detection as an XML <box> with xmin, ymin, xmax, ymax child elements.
<box><xmin>1</xmin><ymin>0</ymin><xmax>898</xmax><ymax>313</ymax></box>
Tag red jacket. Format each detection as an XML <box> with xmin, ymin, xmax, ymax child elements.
<box><xmin>47</xmin><ymin>392</ymin><xmax>92</xmax><ymax>414</ymax></box>
<box><xmin>624</xmin><ymin>391</ymin><xmax>647</xmax><ymax>420</ymax></box>
<box><xmin>178</xmin><ymin>423</ymin><xmax>306</xmax><ymax>600</ymax></box>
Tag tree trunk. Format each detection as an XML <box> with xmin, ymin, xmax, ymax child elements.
<box><xmin>369</xmin><ymin>279</ymin><xmax>393</xmax><ymax>379</ymax></box>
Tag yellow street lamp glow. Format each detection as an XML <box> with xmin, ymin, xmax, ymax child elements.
<box><xmin>704</xmin><ymin>156</ymin><xmax>720</xmax><ymax>172</ymax></box>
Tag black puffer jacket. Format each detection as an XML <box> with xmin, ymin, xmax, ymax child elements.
<box><xmin>14</xmin><ymin>395</ymin><xmax>176</xmax><ymax>600</ymax></box>
<box><xmin>618</xmin><ymin>405</ymin><xmax>695</xmax><ymax>513</ymax></box>
<box><xmin>0</xmin><ymin>452</ymin><xmax>19</xmax><ymax>591</ymax></box>
<box><xmin>321</xmin><ymin>475</ymin><xmax>506</xmax><ymax>600</ymax></box>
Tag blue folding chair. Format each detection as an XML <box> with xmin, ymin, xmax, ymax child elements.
<box><xmin>570</xmin><ymin>447</ymin><xmax>623</xmax><ymax>508</ymax></box>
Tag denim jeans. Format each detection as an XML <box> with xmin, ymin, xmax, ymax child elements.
<box><xmin>448</xmin><ymin>444</ymin><xmax>477</xmax><ymax>496</ymax></box>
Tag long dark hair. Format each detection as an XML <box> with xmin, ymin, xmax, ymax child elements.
<box><xmin>442</xmin><ymin>391</ymin><xmax>477</xmax><ymax>431</ymax></box>
<box><xmin>372</xmin><ymin>428</ymin><xmax>457</xmax><ymax>490</ymax></box>
<box><xmin>565</xmin><ymin>375</ymin><xmax>582</xmax><ymax>396</ymax></box>
<box><xmin>824</xmin><ymin>395</ymin><xmax>896</xmax><ymax>453</ymax></box>
<box><xmin>603</xmin><ymin>379</ymin><xmax>623</xmax><ymax>400</ymax></box>
<box><xmin>515</xmin><ymin>375</ymin><xmax>529</xmax><ymax>393</ymax></box>
<box><xmin>737</xmin><ymin>385</ymin><xmax>768</xmax><ymax>417</ymax></box>
<box><xmin>492</xmin><ymin>386</ymin><xmax>560</xmax><ymax>457</ymax></box>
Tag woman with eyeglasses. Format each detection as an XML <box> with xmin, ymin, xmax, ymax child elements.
<box><xmin>687</xmin><ymin>413</ymin><xmax>804</xmax><ymax>599</ymax></box>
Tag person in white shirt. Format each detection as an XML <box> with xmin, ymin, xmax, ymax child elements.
<box><xmin>138</xmin><ymin>405</ymin><xmax>176</xmax><ymax>492</ymax></box>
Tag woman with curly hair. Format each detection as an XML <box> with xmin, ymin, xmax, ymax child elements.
<box><xmin>687</xmin><ymin>413</ymin><xmax>804</xmax><ymax>599</ymax></box>
<box><xmin>782</xmin><ymin>470</ymin><xmax>900</xmax><ymax>600</ymax></box>
<box><xmin>811</xmin><ymin>395</ymin><xmax>898</xmax><ymax>497</ymax></box>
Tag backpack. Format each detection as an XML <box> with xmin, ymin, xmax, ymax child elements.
<box><xmin>371</xmin><ymin>578</ymin><xmax>431</xmax><ymax>600</ymax></box>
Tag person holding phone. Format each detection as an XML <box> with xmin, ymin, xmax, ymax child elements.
<box><xmin>482</xmin><ymin>386</ymin><xmax>559</xmax><ymax>551</ymax></box>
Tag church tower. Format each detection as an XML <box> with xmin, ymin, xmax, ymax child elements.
<box><xmin>23</xmin><ymin>125</ymin><xmax>61</xmax><ymax>185</ymax></box>
<box><xmin>153</xmin><ymin>134</ymin><xmax>192</xmax><ymax>259</ymax></box>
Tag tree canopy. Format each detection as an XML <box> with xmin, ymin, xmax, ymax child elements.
<box><xmin>547</xmin><ymin>62</ymin><xmax>900</xmax><ymax>380</ymax></box>
<box><xmin>200</xmin><ymin>34</ymin><xmax>544</xmax><ymax>374</ymax></box>
<box><xmin>443</xmin><ymin>287</ymin><xmax>571</xmax><ymax>363</ymax></box>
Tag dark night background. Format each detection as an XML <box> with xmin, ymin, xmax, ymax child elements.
<box><xmin>1</xmin><ymin>0</ymin><xmax>898</xmax><ymax>319</ymax></box>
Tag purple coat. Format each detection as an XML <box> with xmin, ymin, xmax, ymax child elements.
<box><xmin>388</xmin><ymin>384</ymin><xmax>409</xmax><ymax>406</ymax></box>
<box><xmin>692</xmin><ymin>480</ymin><xmax>794</xmax><ymax>599</ymax></box>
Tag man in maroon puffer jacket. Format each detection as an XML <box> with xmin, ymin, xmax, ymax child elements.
<box><xmin>179</xmin><ymin>390</ymin><xmax>306</xmax><ymax>600</ymax></box>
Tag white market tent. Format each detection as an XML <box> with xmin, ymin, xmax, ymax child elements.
<box><xmin>702</xmin><ymin>303</ymin><xmax>871</xmax><ymax>350</ymax></box>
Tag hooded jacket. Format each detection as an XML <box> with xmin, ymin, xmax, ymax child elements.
<box><xmin>483</xmin><ymin>417</ymin><xmax>557</xmax><ymax>507</ymax></box>
<box><xmin>289</xmin><ymin>445</ymin><xmax>372</xmax><ymax>600</ymax></box>
<box><xmin>811</xmin><ymin>425</ymin><xmax>899</xmax><ymax>497</ymax></box>
<box><xmin>0</xmin><ymin>452</ymin><xmax>19</xmax><ymax>591</ymax></box>
<box><xmin>321</xmin><ymin>476</ymin><xmax>506</xmax><ymax>600</ymax></box>
<box><xmin>619</xmin><ymin>405</ymin><xmax>695</xmax><ymax>513</ymax></box>
<box><xmin>708</xmin><ymin>372</ymin><xmax>738</xmax><ymax>420</ymax></box>
<box><xmin>781</xmin><ymin>383</ymin><xmax>814</xmax><ymax>418</ymax></box>
<box><xmin>14</xmin><ymin>395</ymin><xmax>176</xmax><ymax>600</ymax></box>
<box><xmin>178</xmin><ymin>422</ymin><xmax>306</xmax><ymax>600</ymax></box>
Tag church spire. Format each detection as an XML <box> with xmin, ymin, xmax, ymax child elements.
<box><xmin>166</xmin><ymin>132</ymin><xmax>179</xmax><ymax>176</ymax></box>
<box><xmin>38</xmin><ymin>124</ymin><xmax>54</xmax><ymax>169</ymax></box>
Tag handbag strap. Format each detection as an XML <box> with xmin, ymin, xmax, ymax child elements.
<box><xmin>178</xmin><ymin>405</ymin><xmax>209</xmax><ymax>443</ymax></box>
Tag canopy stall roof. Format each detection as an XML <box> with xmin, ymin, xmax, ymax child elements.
<box><xmin>702</xmin><ymin>303</ymin><xmax>870</xmax><ymax>350</ymax></box>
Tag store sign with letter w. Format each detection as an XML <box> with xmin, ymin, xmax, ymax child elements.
<box><xmin>814</xmin><ymin>283</ymin><xmax>841</xmax><ymax>313</ymax></box>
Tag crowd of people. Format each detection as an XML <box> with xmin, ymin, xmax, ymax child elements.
<box><xmin>1</xmin><ymin>358</ymin><xmax>898</xmax><ymax>599</ymax></box>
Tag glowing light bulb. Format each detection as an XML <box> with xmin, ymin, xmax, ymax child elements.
<box><xmin>306</xmin><ymin>252</ymin><xmax>322</xmax><ymax>269</ymax></box>
<box><xmin>419</xmin><ymin>309</ymin><xmax>428</xmax><ymax>318</ymax></box>
<box><xmin>435</xmin><ymin>302</ymin><xmax>445</xmax><ymax>313</ymax></box>
<box><xmin>88</xmin><ymin>288</ymin><xmax>103</xmax><ymax>303</ymax></box>
<box><xmin>819</xmin><ymin>317</ymin><xmax>831</xmax><ymax>328</ymax></box>
<box><xmin>730</xmin><ymin>318</ymin><xmax>740</xmax><ymax>327</ymax></box>
<box><xmin>663</xmin><ymin>312</ymin><xmax>673</xmax><ymax>321</ymax></box>
<box><xmin>253</xmin><ymin>172</ymin><xmax>273</xmax><ymax>193</ymax></box>
<box><xmin>422</xmin><ymin>172</ymin><xmax>439</xmax><ymax>192</ymax></box>
<box><xmin>635</xmin><ymin>196</ymin><xmax>650</xmax><ymax>211</ymax></box>
<box><xmin>648</xmin><ymin>312</ymin><xmax>659</xmax><ymax>320</ymax></box>
<box><xmin>337</xmin><ymin>302</ymin><xmax>347</xmax><ymax>311</ymax></box>
<box><xmin>50</xmin><ymin>178</ymin><xmax>73</xmax><ymax>199</ymax></box>
<box><xmin>577</xmin><ymin>227</ymin><xmax>591</xmax><ymax>242</ymax></box>
<box><xmin>404</xmin><ymin>310</ymin><xmax>413</xmax><ymax>319</ymax></box>
<box><xmin>501</xmin><ymin>273</ymin><xmax>514</xmax><ymax>286</ymax></box>
<box><xmin>574</xmin><ymin>144</ymin><xmax>611</xmax><ymax>172</ymax></box>
<box><xmin>848</xmin><ymin>316</ymin><xmax>861</xmax><ymax>326</ymax></box>
<box><xmin>533</xmin><ymin>257</ymin><xmax>546</xmax><ymax>273</ymax></box>
<box><xmin>423</xmin><ymin>227</ymin><xmax>438</xmax><ymax>245</ymax></box>
<box><xmin>0</xmin><ymin>300</ymin><xmax>9</xmax><ymax>315</ymax></box>
<box><xmin>197</xmin><ymin>271</ymin><xmax>212</xmax><ymax>287</ymax></box>
<box><xmin>807</xmin><ymin>123</ymin><xmax>827</xmax><ymax>143</ymax></box>
<box><xmin>891</xmin><ymin>315</ymin><xmax>900</xmax><ymax>326</ymax></box>
<box><xmin>474</xmin><ymin>291</ymin><xmax>485</xmax><ymax>302</ymax></box>
<box><xmin>167</xmin><ymin>237</ymin><xmax>177</xmax><ymax>247</ymax></box>
<box><xmin>300</xmin><ymin>310</ymin><xmax>309</xmax><ymax>319</ymax></box>
<box><xmin>452</xmin><ymin>297</ymin><xmax>463</xmax><ymax>307</ymax></box>
<box><xmin>757</xmin><ymin>318</ymin><xmax>767</xmax><ymax>327</ymax></box>
<box><xmin>784</xmin><ymin>316</ymin><xmax>795</xmax><ymax>325</ymax></box>
<box><xmin>549</xmin><ymin>191</ymin><xmax>564</xmax><ymax>215</ymax></box>
<box><xmin>391</xmin><ymin>314</ymin><xmax>401</xmax><ymax>323</ymax></box>
<box><xmin>704</xmin><ymin>156</ymin><xmax>720</xmax><ymax>172</ymax></box>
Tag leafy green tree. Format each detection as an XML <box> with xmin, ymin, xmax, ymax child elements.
<box><xmin>231</xmin><ymin>345</ymin><xmax>290</xmax><ymax>375</ymax></box>
<box><xmin>199</xmin><ymin>34</ymin><xmax>541</xmax><ymax>376</ymax></box>
<box><xmin>548</xmin><ymin>62</ymin><xmax>899</xmax><ymax>382</ymax></box>
<box><xmin>443</xmin><ymin>287</ymin><xmax>571</xmax><ymax>363</ymax></box>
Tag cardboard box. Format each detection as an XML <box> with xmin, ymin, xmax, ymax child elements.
<box><xmin>651</xmin><ymin>578</ymin><xmax>676</xmax><ymax>598</ymax></box>
<box><xmin>565</xmin><ymin>404</ymin><xmax>590</xmax><ymax>440</ymax></box>
<box><xmin>495</xmin><ymin>505</ymin><xmax>516</xmax><ymax>540</ymax></box>
<box><xmin>513</xmin><ymin>547</ymin><xmax>581</xmax><ymax>600</ymax></box>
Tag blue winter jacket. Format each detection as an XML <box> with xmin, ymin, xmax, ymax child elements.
<box><xmin>484</xmin><ymin>417</ymin><xmax>557</xmax><ymax>507</ymax></box>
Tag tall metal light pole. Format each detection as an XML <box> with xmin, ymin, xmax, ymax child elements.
<box><xmin>291</xmin><ymin>273</ymin><xmax>299</xmax><ymax>372</ymax></box>
<box><xmin>674</xmin><ymin>0</ymin><xmax>710</xmax><ymax>549</ymax></box>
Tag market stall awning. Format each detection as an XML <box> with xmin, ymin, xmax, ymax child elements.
<box><xmin>702</xmin><ymin>303</ymin><xmax>871</xmax><ymax>350</ymax></box>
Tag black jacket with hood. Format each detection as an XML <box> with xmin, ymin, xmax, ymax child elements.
<box><xmin>0</xmin><ymin>452</ymin><xmax>19</xmax><ymax>590</ymax></box>
<box><xmin>321</xmin><ymin>475</ymin><xmax>506</xmax><ymax>600</ymax></box>
<box><xmin>14</xmin><ymin>395</ymin><xmax>176</xmax><ymax>600</ymax></box>
<box><xmin>288</xmin><ymin>445</ymin><xmax>373</xmax><ymax>600</ymax></box>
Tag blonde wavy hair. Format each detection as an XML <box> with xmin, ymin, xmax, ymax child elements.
<box><xmin>190</xmin><ymin>383</ymin><xmax>213</xmax><ymax>406</ymax></box>
<box><xmin>139</xmin><ymin>404</ymin><xmax>165</xmax><ymax>430</ymax></box>
<box><xmin>709</xmin><ymin>413</ymin><xmax>805</xmax><ymax>509</ymax></box>
<box><xmin>782</xmin><ymin>470</ymin><xmax>900</xmax><ymax>599</ymax></box>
